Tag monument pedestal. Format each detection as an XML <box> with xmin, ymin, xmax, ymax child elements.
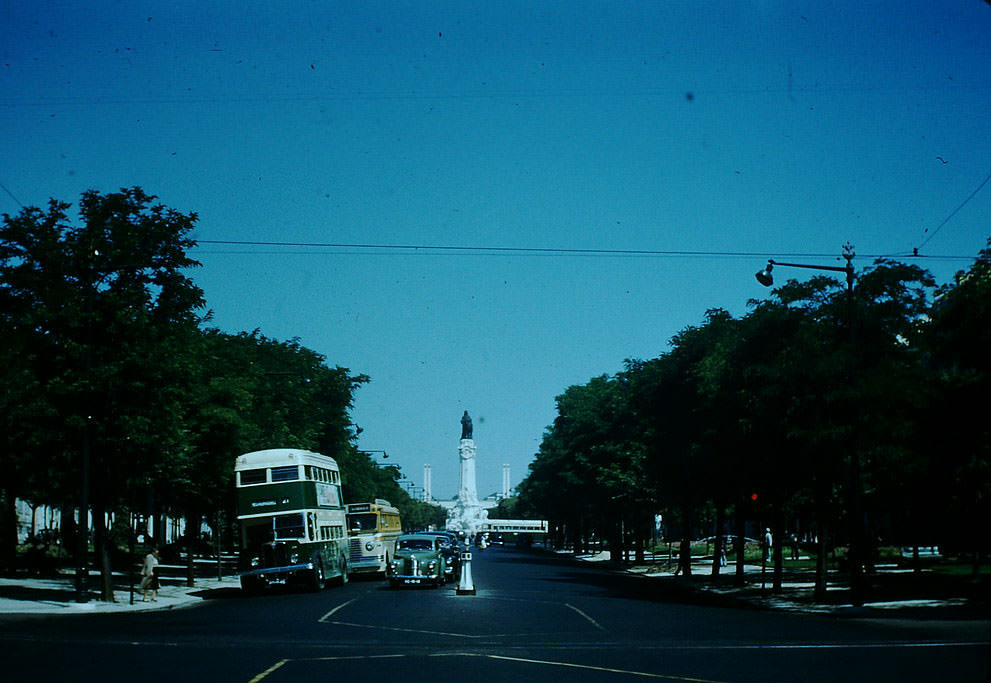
<box><xmin>446</xmin><ymin>438</ymin><xmax>488</xmax><ymax>538</ymax></box>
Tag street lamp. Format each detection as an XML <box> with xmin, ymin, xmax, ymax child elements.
<box><xmin>755</xmin><ymin>243</ymin><xmax>865</xmax><ymax>605</ymax></box>
<box><xmin>755</xmin><ymin>244</ymin><xmax>855</xmax><ymax>292</ymax></box>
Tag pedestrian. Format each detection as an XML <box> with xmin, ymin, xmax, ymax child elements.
<box><xmin>762</xmin><ymin>528</ymin><xmax>773</xmax><ymax>564</ymax></box>
<box><xmin>140</xmin><ymin>548</ymin><xmax>160</xmax><ymax>602</ymax></box>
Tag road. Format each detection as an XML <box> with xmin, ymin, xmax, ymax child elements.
<box><xmin>0</xmin><ymin>546</ymin><xmax>987</xmax><ymax>682</ymax></box>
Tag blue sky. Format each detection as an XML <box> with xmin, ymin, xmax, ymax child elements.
<box><xmin>3</xmin><ymin>1</ymin><xmax>990</xmax><ymax>500</ymax></box>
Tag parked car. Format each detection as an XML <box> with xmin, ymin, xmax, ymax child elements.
<box><xmin>388</xmin><ymin>534</ymin><xmax>448</xmax><ymax>588</ymax></box>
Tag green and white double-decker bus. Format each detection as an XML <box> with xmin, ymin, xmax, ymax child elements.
<box><xmin>236</xmin><ymin>448</ymin><xmax>349</xmax><ymax>592</ymax></box>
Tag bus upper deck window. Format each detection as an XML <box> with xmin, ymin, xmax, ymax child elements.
<box><xmin>239</xmin><ymin>469</ymin><xmax>266</xmax><ymax>485</ymax></box>
<box><xmin>271</xmin><ymin>466</ymin><xmax>299</xmax><ymax>482</ymax></box>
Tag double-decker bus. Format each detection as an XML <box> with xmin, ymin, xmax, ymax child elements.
<box><xmin>236</xmin><ymin>448</ymin><xmax>350</xmax><ymax>592</ymax></box>
<box><xmin>345</xmin><ymin>499</ymin><xmax>402</xmax><ymax>576</ymax></box>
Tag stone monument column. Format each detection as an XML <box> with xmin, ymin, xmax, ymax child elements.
<box><xmin>447</xmin><ymin>411</ymin><xmax>488</xmax><ymax>537</ymax></box>
<box><xmin>458</xmin><ymin>438</ymin><xmax>479</xmax><ymax>506</ymax></box>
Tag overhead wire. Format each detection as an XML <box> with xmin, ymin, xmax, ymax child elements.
<box><xmin>915</xmin><ymin>167</ymin><xmax>991</xmax><ymax>252</ymax></box>
<box><xmin>192</xmin><ymin>239</ymin><xmax>974</xmax><ymax>262</ymax></box>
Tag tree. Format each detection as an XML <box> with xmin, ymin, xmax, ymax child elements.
<box><xmin>0</xmin><ymin>188</ymin><xmax>205</xmax><ymax>599</ymax></box>
<box><xmin>924</xmin><ymin>240</ymin><xmax>991</xmax><ymax>573</ymax></box>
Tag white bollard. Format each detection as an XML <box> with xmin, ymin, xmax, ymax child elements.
<box><xmin>456</xmin><ymin>551</ymin><xmax>475</xmax><ymax>595</ymax></box>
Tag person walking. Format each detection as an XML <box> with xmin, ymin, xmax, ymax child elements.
<box><xmin>140</xmin><ymin>548</ymin><xmax>160</xmax><ymax>602</ymax></box>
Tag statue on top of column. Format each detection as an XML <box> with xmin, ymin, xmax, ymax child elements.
<box><xmin>460</xmin><ymin>410</ymin><xmax>473</xmax><ymax>440</ymax></box>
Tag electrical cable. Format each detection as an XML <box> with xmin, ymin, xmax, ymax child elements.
<box><xmin>193</xmin><ymin>239</ymin><xmax>973</xmax><ymax>262</ymax></box>
<box><xmin>916</xmin><ymin>168</ymin><xmax>991</xmax><ymax>251</ymax></box>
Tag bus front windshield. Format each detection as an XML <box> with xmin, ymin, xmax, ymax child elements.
<box><xmin>273</xmin><ymin>513</ymin><xmax>305</xmax><ymax>540</ymax></box>
<box><xmin>347</xmin><ymin>513</ymin><xmax>378</xmax><ymax>532</ymax></box>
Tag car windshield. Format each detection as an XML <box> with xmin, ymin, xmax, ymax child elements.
<box><xmin>398</xmin><ymin>539</ymin><xmax>434</xmax><ymax>551</ymax></box>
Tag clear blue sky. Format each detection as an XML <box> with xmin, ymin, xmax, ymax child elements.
<box><xmin>3</xmin><ymin>2</ymin><xmax>990</xmax><ymax>500</ymax></box>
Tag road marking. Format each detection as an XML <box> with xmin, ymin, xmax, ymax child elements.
<box><xmin>325</xmin><ymin>620</ymin><xmax>548</xmax><ymax>639</ymax></box>
<box><xmin>670</xmin><ymin>641</ymin><xmax>989</xmax><ymax>651</ymax></box>
<box><xmin>247</xmin><ymin>658</ymin><xmax>288</xmax><ymax>683</ymax></box>
<box><xmin>321</xmin><ymin>594</ymin><xmax>607</xmax><ymax>637</ymax></box>
<box><xmin>434</xmin><ymin>653</ymin><xmax>723</xmax><ymax>682</ymax></box>
<box><xmin>318</xmin><ymin>598</ymin><xmax>357</xmax><ymax>623</ymax></box>
<box><xmin>564</xmin><ymin>603</ymin><xmax>607</xmax><ymax>631</ymax></box>
<box><xmin>247</xmin><ymin>655</ymin><xmax>404</xmax><ymax>682</ymax></box>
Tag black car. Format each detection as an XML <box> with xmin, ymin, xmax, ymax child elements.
<box><xmin>420</xmin><ymin>531</ymin><xmax>464</xmax><ymax>582</ymax></box>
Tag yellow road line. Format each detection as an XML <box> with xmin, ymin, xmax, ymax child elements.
<box><xmin>247</xmin><ymin>658</ymin><xmax>288</xmax><ymax>683</ymax></box>
<box><xmin>248</xmin><ymin>655</ymin><xmax>404</xmax><ymax>682</ymax></box>
<box><xmin>318</xmin><ymin>598</ymin><xmax>357</xmax><ymax>623</ymax></box>
<box><xmin>564</xmin><ymin>602</ymin><xmax>607</xmax><ymax>631</ymax></box>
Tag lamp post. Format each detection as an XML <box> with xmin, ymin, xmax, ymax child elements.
<box><xmin>76</xmin><ymin>243</ymin><xmax>98</xmax><ymax>603</ymax></box>
<box><xmin>755</xmin><ymin>243</ymin><xmax>865</xmax><ymax>606</ymax></box>
<box><xmin>360</xmin><ymin>450</ymin><xmax>390</xmax><ymax>464</ymax></box>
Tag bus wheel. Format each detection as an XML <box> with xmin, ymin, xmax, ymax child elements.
<box><xmin>309</xmin><ymin>563</ymin><xmax>325</xmax><ymax>592</ymax></box>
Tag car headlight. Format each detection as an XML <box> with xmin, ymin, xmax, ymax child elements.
<box><xmin>427</xmin><ymin>560</ymin><xmax>437</xmax><ymax>570</ymax></box>
<box><xmin>365</xmin><ymin>541</ymin><xmax>376</xmax><ymax>551</ymax></box>
<box><xmin>290</xmin><ymin>552</ymin><xmax>300</xmax><ymax>564</ymax></box>
<box><xmin>250</xmin><ymin>557</ymin><xmax>260</xmax><ymax>568</ymax></box>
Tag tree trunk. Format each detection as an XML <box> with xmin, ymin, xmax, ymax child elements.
<box><xmin>0</xmin><ymin>489</ymin><xmax>17</xmax><ymax>572</ymax></box>
<box><xmin>92</xmin><ymin>504</ymin><xmax>115</xmax><ymax>602</ymax></box>
<box><xmin>61</xmin><ymin>503</ymin><xmax>78</xmax><ymax>561</ymax></box>
<box><xmin>635</xmin><ymin>514</ymin><xmax>645</xmax><ymax>564</ymax></box>
<box><xmin>679</xmin><ymin>505</ymin><xmax>693</xmax><ymax>576</ymax></box>
<box><xmin>815</xmin><ymin>519</ymin><xmax>828</xmax><ymax>601</ymax></box>
<box><xmin>734</xmin><ymin>502</ymin><xmax>746</xmax><ymax>586</ymax></box>
<box><xmin>772</xmin><ymin>532</ymin><xmax>784</xmax><ymax>593</ymax></box>
<box><xmin>711</xmin><ymin>505</ymin><xmax>725</xmax><ymax>577</ymax></box>
<box><xmin>772</xmin><ymin>510</ymin><xmax>784</xmax><ymax>593</ymax></box>
<box><xmin>186</xmin><ymin>512</ymin><xmax>199</xmax><ymax>587</ymax></box>
<box><xmin>609</xmin><ymin>518</ymin><xmax>623</xmax><ymax>564</ymax></box>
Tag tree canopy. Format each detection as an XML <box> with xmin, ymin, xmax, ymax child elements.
<box><xmin>1</xmin><ymin>188</ymin><xmax>444</xmax><ymax>591</ymax></box>
<box><xmin>517</xmin><ymin>248</ymin><xmax>991</xmax><ymax>592</ymax></box>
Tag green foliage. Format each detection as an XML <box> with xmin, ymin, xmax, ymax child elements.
<box><xmin>0</xmin><ymin>188</ymin><xmax>372</xmax><ymax>573</ymax></box>
<box><xmin>1</xmin><ymin>188</ymin><xmax>205</xmax><ymax>513</ymax></box>
<box><xmin>518</xmin><ymin>245</ymin><xmax>991</xmax><ymax>575</ymax></box>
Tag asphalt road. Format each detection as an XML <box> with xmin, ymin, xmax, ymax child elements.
<box><xmin>0</xmin><ymin>546</ymin><xmax>987</xmax><ymax>682</ymax></box>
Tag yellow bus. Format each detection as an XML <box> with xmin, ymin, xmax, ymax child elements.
<box><xmin>236</xmin><ymin>449</ymin><xmax>349</xmax><ymax>592</ymax></box>
<box><xmin>345</xmin><ymin>499</ymin><xmax>402</xmax><ymax>576</ymax></box>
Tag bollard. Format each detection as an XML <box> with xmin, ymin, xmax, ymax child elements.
<box><xmin>456</xmin><ymin>551</ymin><xmax>475</xmax><ymax>595</ymax></box>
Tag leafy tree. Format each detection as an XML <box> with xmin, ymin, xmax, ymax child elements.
<box><xmin>0</xmin><ymin>188</ymin><xmax>204</xmax><ymax>599</ymax></box>
<box><xmin>626</xmin><ymin>310</ymin><xmax>740</xmax><ymax>575</ymax></box>
<box><xmin>924</xmin><ymin>240</ymin><xmax>991</xmax><ymax>573</ymax></box>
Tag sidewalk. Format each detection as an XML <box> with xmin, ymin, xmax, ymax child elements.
<box><xmin>0</xmin><ymin>571</ymin><xmax>241</xmax><ymax>615</ymax></box>
<box><xmin>560</xmin><ymin>549</ymin><xmax>986</xmax><ymax>618</ymax></box>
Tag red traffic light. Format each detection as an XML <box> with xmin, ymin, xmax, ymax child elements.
<box><xmin>751</xmin><ymin>493</ymin><xmax>759</xmax><ymax>502</ymax></box>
